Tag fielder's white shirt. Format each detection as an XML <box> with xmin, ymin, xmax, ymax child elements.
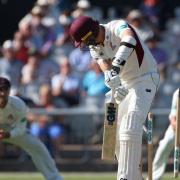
<box><xmin>0</xmin><ymin>96</ymin><xmax>28</xmax><ymax>137</ymax></box>
<box><xmin>89</xmin><ymin>20</ymin><xmax>158</xmax><ymax>86</ymax></box>
<box><xmin>169</xmin><ymin>89</ymin><xmax>179</xmax><ymax>118</ymax></box>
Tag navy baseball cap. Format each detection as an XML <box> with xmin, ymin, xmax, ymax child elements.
<box><xmin>0</xmin><ymin>77</ymin><xmax>11</xmax><ymax>89</ymax></box>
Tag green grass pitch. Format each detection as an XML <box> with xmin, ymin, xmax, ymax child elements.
<box><xmin>0</xmin><ymin>172</ymin><xmax>179</xmax><ymax>180</ymax></box>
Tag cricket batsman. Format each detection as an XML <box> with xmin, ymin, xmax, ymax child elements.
<box><xmin>152</xmin><ymin>88</ymin><xmax>179</xmax><ymax>180</ymax></box>
<box><xmin>69</xmin><ymin>16</ymin><xmax>160</xmax><ymax>180</ymax></box>
<box><xmin>0</xmin><ymin>77</ymin><xmax>62</xmax><ymax>180</ymax></box>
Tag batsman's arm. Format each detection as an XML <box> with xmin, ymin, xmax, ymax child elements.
<box><xmin>111</xmin><ymin>28</ymin><xmax>136</xmax><ymax>76</ymax></box>
<box><xmin>98</xmin><ymin>59</ymin><xmax>128</xmax><ymax>103</ymax></box>
<box><xmin>98</xmin><ymin>59</ymin><xmax>121</xmax><ymax>90</ymax></box>
<box><xmin>97</xmin><ymin>58</ymin><xmax>112</xmax><ymax>72</ymax></box>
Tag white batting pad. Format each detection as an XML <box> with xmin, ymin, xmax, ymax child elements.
<box><xmin>116</xmin><ymin>112</ymin><xmax>144</xmax><ymax>180</ymax></box>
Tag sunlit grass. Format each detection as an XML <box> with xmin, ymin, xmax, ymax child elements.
<box><xmin>0</xmin><ymin>172</ymin><xmax>179</xmax><ymax>180</ymax></box>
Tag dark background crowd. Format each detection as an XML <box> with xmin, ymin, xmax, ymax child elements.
<box><xmin>0</xmin><ymin>0</ymin><xmax>180</xmax><ymax>162</ymax></box>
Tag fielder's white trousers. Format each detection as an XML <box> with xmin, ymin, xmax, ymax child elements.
<box><xmin>115</xmin><ymin>72</ymin><xmax>159</xmax><ymax>180</ymax></box>
<box><xmin>153</xmin><ymin>125</ymin><xmax>175</xmax><ymax>180</ymax></box>
<box><xmin>3</xmin><ymin>132</ymin><xmax>62</xmax><ymax>180</ymax></box>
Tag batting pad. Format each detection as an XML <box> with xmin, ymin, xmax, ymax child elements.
<box><xmin>116</xmin><ymin>112</ymin><xmax>144</xmax><ymax>180</ymax></box>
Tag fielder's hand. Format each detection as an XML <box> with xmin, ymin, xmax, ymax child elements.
<box><xmin>0</xmin><ymin>129</ymin><xmax>10</xmax><ymax>139</ymax></box>
<box><xmin>104</xmin><ymin>70</ymin><xmax>121</xmax><ymax>89</ymax></box>
<box><xmin>114</xmin><ymin>85</ymin><xmax>128</xmax><ymax>103</ymax></box>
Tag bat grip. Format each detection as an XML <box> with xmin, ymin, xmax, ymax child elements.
<box><xmin>105</xmin><ymin>89</ymin><xmax>116</xmax><ymax>103</ymax></box>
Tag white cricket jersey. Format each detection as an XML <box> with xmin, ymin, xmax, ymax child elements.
<box><xmin>169</xmin><ymin>89</ymin><xmax>179</xmax><ymax>118</ymax></box>
<box><xmin>0</xmin><ymin>96</ymin><xmax>28</xmax><ymax>137</ymax></box>
<box><xmin>89</xmin><ymin>20</ymin><xmax>158</xmax><ymax>86</ymax></box>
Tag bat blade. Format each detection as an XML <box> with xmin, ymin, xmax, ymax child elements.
<box><xmin>102</xmin><ymin>101</ymin><xmax>118</xmax><ymax>160</ymax></box>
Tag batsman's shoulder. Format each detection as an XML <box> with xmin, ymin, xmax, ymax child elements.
<box><xmin>9</xmin><ymin>96</ymin><xmax>27</xmax><ymax>111</ymax></box>
<box><xmin>117</xmin><ymin>22</ymin><xmax>129</xmax><ymax>35</ymax></box>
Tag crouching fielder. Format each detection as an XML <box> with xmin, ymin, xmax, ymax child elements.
<box><xmin>69</xmin><ymin>16</ymin><xmax>160</xmax><ymax>180</ymax></box>
<box><xmin>152</xmin><ymin>88</ymin><xmax>179</xmax><ymax>180</ymax></box>
<box><xmin>0</xmin><ymin>77</ymin><xmax>62</xmax><ymax>180</ymax></box>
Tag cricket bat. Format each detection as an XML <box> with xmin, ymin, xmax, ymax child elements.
<box><xmin>101</xmin><ymin>91</ymin><xmax>118</xmax><ymax>160</ymax></box>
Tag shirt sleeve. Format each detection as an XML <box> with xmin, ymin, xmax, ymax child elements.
<box><xmin>114</xmin><ymin>20</ymin><xmax>130</xmax><ymax>38</ymax></box>
<box><xmin>10</xmin><ymin>98</ymin><xmax>29</xmax><ymax>137</ymax></box>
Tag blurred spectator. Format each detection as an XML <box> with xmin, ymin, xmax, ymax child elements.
<box><xmin>69</xmin><ymin>47</ymin><xmax>91</xmax><ymax>79</ymax></box>
<box><xmin>51</xmin><ymin>56</ymin><xmax>80</xmax><ymax>107</ymax></box>
<box><xmin>36</xmin><ymin>0</ymin><xmax>61</xmax><ymax>35</ymax></box>
<box><xmin>0</xmin><ymin>40</ymin><xmax>23</xmax><ymax>95</ymax></box>
<box><xmin>106</xmin><ymin>6</ymin><xmax>118</xmax><ymax>22</ymax></box>
<box><xmin>38</xmin><ymin>56</ymin><xmax>59</xmax><ymax>85</ymax></box>
<box><xmin>140</xmin><ymin>0</ymin><xmax>160</xmax><ymax>24</ymax></box>
<box><xmin>56</xmin><ymin>12</ymin><xmax>73</xmax><ymax>47</ymax></box>
<box><xmin>53</xmin><ymin>11</ymin><xmax>74</xmax><ymax>60</ymax></box>
<box><xmin>30</xmin><ymin>5</ymin><xmax>56</xmax><ymax>57</ymax></box>
<box><xmin>72</xmin><ymin>0</ymin><xmax>91</xmax><ymax>18</ymax></box>
<box><xmin>36</xmin><ymin>0</ymin><xmax>50</xmax><ymax>17</ymax></box>
<box><xmin>18</xmin><ymin>15</ymin><xmax>35</xmax><ymax>53</ymax></box>
<box><xmin>81</xmin><ymin>61</ymin><xmax>108</xmax><ymax>107</ymax></box>
<box><xmin>18</xmin><ymin>15</ymin><xmax>33</xmax><ymax>39</ymax></box>
<box><xmin>40</xmin><ymin>0</ymin><xmax>60</xmax><ymax>19</ymax></box>
<box><xmin>153</xmin><ymin>79</ymin><xmax>176</xmax><ymax>109</ymax></box>
<box><xmin>58</xmin><ymin>0</ymin><xmax>71</xmax><ymax>12</ymax></box>
<box><xmin>167</xmin><ymin>50</ymin><xmax>180</xmax><ymax>87</ymax></box>
<box><xmin>13</xmin><ymin>31</ymin><xmax>30</xmax><ymax>64</ymax></box>
<box><xmin>72</xmin><ymin>0</ymin><xmax>103</xmax><ymax>21</ymax></box>
<box><xmin>163</xmin><ymin>7</ymin><xmax>180</xmax><ymax>58</ymax></box>
<box><xmin>139</xmin><ymin>0</ymin><xmax>173</xmax><ymax>30</ymax></box>
<box><xmin>29</xmin><ymin>84</ymin><xmax>65</xmax><ymax>158</ymax></box>
<box><xmin>38</xmin><ymin>84</ymin><xmax>56</xmax><ymax>107</ymax></box>
<box><xmin>152</xmin><ymin>54</ymin><xmax>180</xmax><ymax>110</ymax></box>
<box><xmin>145</xmin><ymin>33</ymin><xmax>168</xmax><ymax>80</ymax></box>
<box><xmin>21</xmin><ymin>47</ymin><xmax>59</xmax><ymax>102</ymax></box>
<box><xmin>21</xmin><ymin>49</ymin><xmax>41</xmax><ymax>104</ymax></box>
<box><xmin>127</xmin><ymin>9</ymin><xmax>154</xmax><ymax>41</ymax></box>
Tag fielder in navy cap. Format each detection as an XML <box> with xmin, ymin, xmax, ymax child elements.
<box><xmin>0</xmin><ymin>77</ymin><xmax>11</xmax><ymax>89</ymax></box>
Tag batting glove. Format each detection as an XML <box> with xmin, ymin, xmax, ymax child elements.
<box><xmin>104</xmin><ymin>70</ymin><xmax>121</xmax><ymax>89</ymax></box>
<box><xmin>114</xmin><ymin>85</ymin><xmax>128</xmax><ymax>103</ymax></box>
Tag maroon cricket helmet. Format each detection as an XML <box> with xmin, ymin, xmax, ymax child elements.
<box><xmin>69</xmin><ymin>16</ymin><xmax>99</xmax><ymax>47</ymax></box>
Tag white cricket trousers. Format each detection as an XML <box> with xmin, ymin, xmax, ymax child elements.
<box><xmin>153</xmin><ymin>125</ymin><xmax>175</xmax><ymax>180</ymax></box>
<box><xmin>3</xmin><ymin>132</ymin><xmax>62</xmax><ymax>180</ymax></box>
<box><xmin>115</xmin><ymin>73</ymin><xmax>159</xmax><ymax>180</ymax></box>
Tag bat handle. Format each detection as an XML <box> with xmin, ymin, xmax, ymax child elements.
<box><xmin>105</xmin><ymin>90</ymin><xmax>116</xmax><ymax>103</ymax></box>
